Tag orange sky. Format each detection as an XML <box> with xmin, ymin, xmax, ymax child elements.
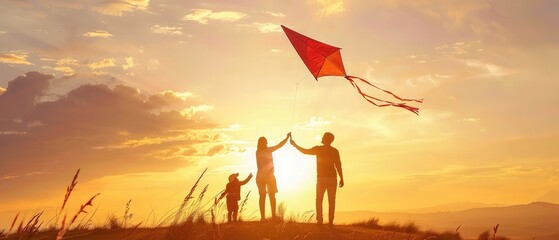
<box><xmin>1</xmin><ymin>0</ymin><xmax>559</xmax><ymax>229</ymax></box>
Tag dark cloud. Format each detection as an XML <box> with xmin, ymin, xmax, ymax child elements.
<box><xmin>0</xmin><ymin>71</ymin><xmax>52</xmax><ymax>131</ymax></box>
<box><xmin>206</xmin><ymin>144</ymin><xmax>225</xmax><ymax>156</ymax></box>
<box><xmin>0</xmin><ymin>72</ymin><xmax>221</xmax><ymax>189</ymax></box>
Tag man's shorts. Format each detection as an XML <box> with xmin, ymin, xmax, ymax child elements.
<box><xmin>256</xmin><ymin>173</ymin><xmax>278</xmax><ymax>194</ymax></box>
<box><xmin>226</xmin><ymin>197</ymin><xmax>239</xmax><ymax>212</ymax></box>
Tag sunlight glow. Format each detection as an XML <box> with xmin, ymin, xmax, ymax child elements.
<box><xmin>273</xmin><ymin>148</ymin><xmax>315</xmax><ymax>191</ymax></box>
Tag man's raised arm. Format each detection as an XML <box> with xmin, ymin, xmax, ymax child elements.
<box><xmin>290</xmin><ymin>138</ymin><xmax>315</xmax><ymax>155</ymax></box>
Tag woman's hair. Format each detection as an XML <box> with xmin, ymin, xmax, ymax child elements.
<box><xmin>257</xmin><ymin>137</ymin><xmax>267</xmax><ymax>151</ymax></box>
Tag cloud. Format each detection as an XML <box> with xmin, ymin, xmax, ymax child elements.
<box><xmin>406</xmin><ymin>74</ymin><xmax>441</xmax><ymax>87</ymax></box>
<box><xmin>57</xmin><ymin>57</ymin><xmax>79</xmax><ymax>66</ymax></box>
<box><xmin>182</xmin><ymin>9</ymin><xmax>248</xmax><ymax>24</ymax></box>
<box><xmin>0</xmin><ymin>72</ymin><xmax>220</xmax><ymax>183</ymax></box>
<box><xmin>462</xmin><ymin>118</ymin><xmax>480</xmax><ymax>122</ymax></box>
<box><xmin>83</xmin><ymin>30</ymin><xmax>114</xmax><ymax>38</ymax></box>
<box><xmin>0</xmin><ymin>30</ymin><xmax>6</xmax><ymax>34</ymax></box>
<box><xmin>264</xmin><ymin>11</ymin><xmax>286</xmax><ymax>17</ymax></box>
<box><xmin>180</xmin><ymin>105</ymin><xmax>213</xmax><ymax>118</ymax></box>
<box><xmin>0</xmin><ymin>72</ymin><xmax>52</xmax><ymax>131</ymax></box>
<box><xmin>42</xmin><ymin>66</ymin><xmax>75</xmax><ymax>75</ymax></box>
<box><xmin>122</xmin><ymin>57</ymin><xmax>134</xmax><ymax>70</ymax></box>
<box><xmin>206</xmin><ymin>144</ymin><xmax>225</xmax><ymax>156</ymax></box>
<box><xmin>295</xmin><ymin>116</ymin><xmax>332</xmax><ymax>130</ymax></box>
<box><xmin>147</xmin><ymin>59</ymin><xmax>159</xmax><ymax>70</ymax></box>
<box><xmin>251</xmin><ymin>23</ymin><xmax>282</xmax><ymax>33</ymax></box>
<box><xmin>315</xmin><ymin>0</ymin><xmax>345</xmax><ymax>17</ymax></box>
<box><xmin>157</xmin><ymin>90</ymin><xmax>193</xmax><ymax>101</ymax></box>
<box><xmin>150</xmin><ymin>25</ymin><xmax>183</xmax><ymax>35</ymax></box>
<box><xmin>41</xmin><ymin>57</ymin><xmax>79</xmax><ymax>75</ymax></box>
<box><xmin>0</xmin><ymin>51</ymin><xmax>32</xmax><ymax>65</ymax></box>
<box><xmin>89</xmin><ymin>58</ymin><xmax>116</xmax><ymax>70</ymax></box>
<box><xmin>462</xmin><ymin>59</ymin><xmax>508</xmax><ymax>77</ymax></box>
<box><xmin>93</xmin><ymin>0</ymin><xmax>150</xmax><ymax>16</ymax></box>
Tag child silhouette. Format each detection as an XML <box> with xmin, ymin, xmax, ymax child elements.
<box><xmin>220</xmin><ymin>172</ymin><xmax>253</xmax><ymax>223</ymax></box>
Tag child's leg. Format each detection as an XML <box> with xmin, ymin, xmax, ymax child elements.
<box><xmin>232</xmin><ymin>210</ymin><xmax>238</xmax><ymax>222</ymax></box>
<box><xmin>227</xmin><ymin>211</ymin><xmax>232</xmax><ymax>223</ymax></box>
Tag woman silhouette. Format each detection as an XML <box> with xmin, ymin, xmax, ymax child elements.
<box><xmin>255</xmin><ymin>133</ymin><xmax>290</xmax><ymax>221</ymax></box>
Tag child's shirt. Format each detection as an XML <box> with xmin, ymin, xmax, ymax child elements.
<box><xmin>222</xmin><ymin>174</ymin><xmax>252</xmax><ymax>201</ymax></box>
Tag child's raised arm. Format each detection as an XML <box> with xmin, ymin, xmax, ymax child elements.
<box><xmin>240</xmin><ymin>173</ymin><xmax>253</xmax><ymax>185</ymax></box>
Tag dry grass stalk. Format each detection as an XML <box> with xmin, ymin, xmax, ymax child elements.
<box><xmin>76</xmin><ymin>205</ymin><xmax>99</xmax><ymax>230</ymax></box>
<box><xmin>16</xmin><ymin>219</ymin><xmax>24</xmax><ymax>235</ymax></box>
<box><xmin>198</xmin><ymin>184</ymin><xmax>209</xmax><ymax>203</ymax></box>
<box><xmin>61</xmin><ymin>169</ymin><xmax>80</xmax><ymax>211</ymax></box>
<box><xmin>123</xmin><ymin>199</ymin><xmax>133</xmax><ymax>228</ymax></box>
<box><xmin>238</xmin><ymin>190</ymin><xmax>251</xmax><ymax>221</ymax></box>
<box><xmin>57</xmin><ymin>193</ymin><xmax>100</xmax><ymax>240</ymax></box>
<box><xmin>492</xmin><ymin>224</ymin><xmax>500</xmax><ymax>240</ymax></box>
<box><xmin>210</xmin><ymin>208</ymin><xmax>222</xmax><ymax>240</ymax></box>
<box><xmin>21</xmin><ymin>212</ymin><xmax>43</xmax><ymax>233</ymax></box>
<box><xmin>56</xmin><ymin>215</ymin><xmax>66</xmax><ymax>240</ymax></box>
<box><xmin>7</xmin><ymin>212</ymin><xmax>19</xmax><ymax>236</ymax></box>
<box><xmin>174</xmin><ymin>168</ymin><xmax>207</xmax><ymax>223</ymax></box>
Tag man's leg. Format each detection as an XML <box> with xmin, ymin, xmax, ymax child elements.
<box><xmin>316</xmin><ymin>180</ymin><xmax>327</xmax><ymax>224</ymax></box>
<box><xmin>326</xmin><ymin>179</ymin><xmax>337</xmax><ymax>225</ymax></box>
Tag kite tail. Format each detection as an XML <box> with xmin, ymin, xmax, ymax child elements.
<box><xmin>344</xmin><ymin>76</ymin><xmax>421</xmax><ymax>115</ymax></box>
<box><xmin>346</xmin><ymin>76</ymin><xmax>423</xmax><ymax>103</ymax></box>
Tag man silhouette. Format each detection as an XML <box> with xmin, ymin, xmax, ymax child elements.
<box><xmin>290</xmin><ymin>132</ymin><xmax>344</xmax><ymax>226</ymax></box>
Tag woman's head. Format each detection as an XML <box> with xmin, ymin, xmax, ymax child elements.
<box><xmin>257</xmin><ymin>137</ymin><xmax>268</xmax><ymax>151</ymax></box>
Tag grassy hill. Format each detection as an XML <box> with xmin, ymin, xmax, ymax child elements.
<box><xmin>2</xmin><ymin>221</ymin><xmax>466</xmax><ymax>240</ymax></box>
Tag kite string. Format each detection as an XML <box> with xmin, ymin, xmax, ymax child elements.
<box><xmin>291</xmin><ymin>76</ymin><xmax>308</xmax><ymax>131</ymax></box>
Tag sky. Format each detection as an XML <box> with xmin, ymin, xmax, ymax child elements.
<box><xmin>1</xmin><ymin>0</ymin><xmax>559</xmax><ymax>228</ymax></box>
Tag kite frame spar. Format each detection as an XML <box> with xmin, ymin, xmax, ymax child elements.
<box><xmin>281</xmin><ymin>25</ymin><xmax>422</xmax><ymax>115</ymax></box>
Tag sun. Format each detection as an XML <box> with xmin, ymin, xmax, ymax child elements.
<box><xmin>272</xmin><ymin>147</ymin><xmax>315</xmax><ymax>191</ymax></box>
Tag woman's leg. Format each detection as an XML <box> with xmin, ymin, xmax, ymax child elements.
<box><xmin>259</xmin><ymin>193</ymin><xmax>266</xmax><ymax>220</ymax></box>
<box><xmin>269</xmin><ymin>192</ymin><xmax>276</xmax><ymax>219</ymax></box>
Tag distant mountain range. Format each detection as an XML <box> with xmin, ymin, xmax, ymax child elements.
<box><xmin>337</xmin><ymin>202</ymin><xmax>559</xmax><ymax>240</ymax></box>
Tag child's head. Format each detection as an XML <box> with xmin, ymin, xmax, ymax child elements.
<box><xmin>228</xmin><ymin>173</ymin><xmax>239</xmax><ymax>183</ymax></box>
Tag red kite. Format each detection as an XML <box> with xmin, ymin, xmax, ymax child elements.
<box><xmin>281</xmin><ymin>25</ymin><xmax>422</xmax><ymax>115</ymax></box>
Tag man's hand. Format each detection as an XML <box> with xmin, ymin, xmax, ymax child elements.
<box><xmin>339</xmin><ymin>179</ymin><xmax>344</xmax><ymax>188</ymax></box>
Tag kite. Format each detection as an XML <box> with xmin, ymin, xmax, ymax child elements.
<box><xmin>281</xmin><ymin>25</ymin><xmax>423</xmax><ymax>115</ymax></box>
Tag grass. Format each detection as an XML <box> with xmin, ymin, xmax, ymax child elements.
<box><xmin>1</xmin><ymin>168</ymin><xmax>513</xmax><ymax>240</ymax></box>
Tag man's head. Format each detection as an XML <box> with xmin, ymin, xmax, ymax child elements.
<box><xmin>321</xmin><ymin>132</ymin><xmax>335</xmax><ymax>145</ymax></box>
<box><xmin>257</xmin><ymin>137</ymin><xmax>268</xmax><ymax>151</ymax></box>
